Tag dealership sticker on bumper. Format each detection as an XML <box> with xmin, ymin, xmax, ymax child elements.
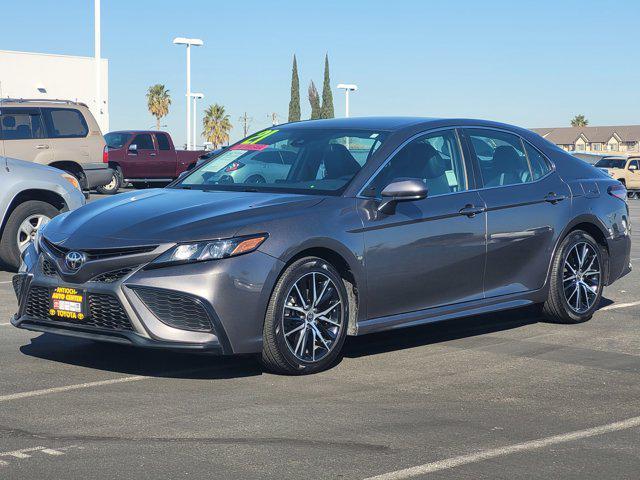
<box><xmin>50</xmin><ymin>287</ymin><xmax>86</xmax><ymax>321</ymax></box>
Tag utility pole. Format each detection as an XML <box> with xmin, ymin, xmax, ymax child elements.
<box><xmin>239</xmin><ymin>112</ymin><xmax>253</xmax><ymax>137</ymax></box>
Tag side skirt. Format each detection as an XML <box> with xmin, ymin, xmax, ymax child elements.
<box><xmin>356</xmin><ymin>289</ymin><xmax>547</xmax><ymax>336</ymax></box>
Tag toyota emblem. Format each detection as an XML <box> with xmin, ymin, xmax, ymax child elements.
<box><xmin>64</xmin><ymin>251</ymin><xmax>86</xmax><ymax>271</ymax></box>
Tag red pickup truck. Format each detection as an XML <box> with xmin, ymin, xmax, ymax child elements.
<box><xmin>100</xmin><ymin>130</ymin><xmax>205</xmax><ymax>194</ymax></box>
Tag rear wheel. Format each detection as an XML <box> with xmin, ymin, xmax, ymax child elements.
<box><xmin>96</xmin><ymin>167</ymin><xmax>122</xmax><ymax>195</ymax></box>
<box><xmin>261</xmin><ymin>257</ymin><xmax>349</xmax><ymax>375</ymax></box>
<box><xmin>0</xmin><ymin>200</ymin><xmax>59</xmax><ymax>270</ymax></box>
<box><xmin>542</xmin><ymin>230</ymin><xmax>604</xmax><ymax>323</ymax></box>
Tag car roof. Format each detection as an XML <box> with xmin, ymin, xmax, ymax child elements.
<box><xmin>107</xmin><ymin>130</ymin><xmax>166</xmax><ymax>134</ymax></box>
<box><xmin>0</xmin><ymin>99</ymin><xmax>88</xmax><ymax>108</ymax></box>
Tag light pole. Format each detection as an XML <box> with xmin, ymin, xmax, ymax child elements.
<box><xmin>191</xmin><ymin>92</ymin><xmax>204</xmax><ymax>150</ymax></box>
<box><xmin>94</xmin><ymin>0</ymin><xmax>102</xmax><ymax>131</ymax></box>
<box><xmin>173</xmin><ymin>37</ymin><xmax>204</xmax><ymax>150</ymax></box>
<box><xmin>337</xmin><ymin>84</ymin><xmax>358</xmax><ymax>118</ymax></box>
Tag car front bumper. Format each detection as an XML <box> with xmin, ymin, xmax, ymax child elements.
<box><xmin>82</xmin><ymin>163</ymin><xmax>114</xmax><ymax>189</ymax></box>
<box><xmin>11</xmin><ymin>244</ymin><xmax>284</xmax><ymax>354</ymax></box>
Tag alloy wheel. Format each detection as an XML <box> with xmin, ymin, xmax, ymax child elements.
<box><xmin>17</xmin><ymin>214</ymin><xmax>50</xmax><ymax>253</ymax></box>
<box><xmin>563</xmin><ymin>242</ymin><xmax>601</xmax><ymax>314</ymax></box>
<box><xmin>282</xmin><ymin>272</ymin><xmax>343</xmax><ymax>362</ymax></box>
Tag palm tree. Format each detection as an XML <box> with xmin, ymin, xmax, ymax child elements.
<box><xmin>571</xmin><ymin>114</ymin><xmax>589</xmax><ymax>127</ymax></box>
<box><xmin>146</xmin><ymin>84</ymin><xmax>171</xmax><ymax>130</ymax></box>
<box><xmin>202</xmin><ymin>104</ymin><xmax>232</xmax><ymax>148</ymax></box>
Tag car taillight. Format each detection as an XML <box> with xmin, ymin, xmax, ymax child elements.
<box><xmin>225</xmin><ymin>162</ymin><xmax>244</xmax><ymax>172</ymax></box>
<box><xmin>608</xmin><ymin>183</ymin><xmax>627</xmax><ymax>201</ymax></box>
<box><xmin>103</xmin><ymin>146</ymin><xmax>109</xmax><ymax>163</ymax></box>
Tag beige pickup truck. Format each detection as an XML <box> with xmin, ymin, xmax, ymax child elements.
<box><xmin>0</xmin><ymin>99</ymin><xmax>112</xmax><ymax>191</ymax></box>
<box><xmin>593</xmin><ymin>155</ymin><xmax>640</xmax><ymax>195</ymax></box>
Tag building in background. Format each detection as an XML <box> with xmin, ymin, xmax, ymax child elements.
<box><xmin>0</xmin><ymin>50</ymin><xmax>108</xmax><ymax>132</ymax></box>
<box><xmin>532</xmin><ymin>125</ymin><xmax>640</xmax><ymax>154</ymax></box>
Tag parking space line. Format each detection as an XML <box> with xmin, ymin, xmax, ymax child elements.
<box><xmin>0</xmin><ymin>375</ymin><xmax>149</xmax><ymax>403</ymax></box>
<box><xmin>0</xmin><ymin>323</ymin><xmax>10</xmax><ymax>326</ymax></box>
<box><xmin>600</xmin><ymin>300</ymin><xmax>640</xmax><ymax>311</ymax></box>
<box><xmin>0</xmin><ymin>281</ymin><xmax>12</xmax><ymax>284</ymax></box>
<box><xmin>363</xmin><ymin>415</ymin><xmax>640</xmax><ymax>479</ymax></box>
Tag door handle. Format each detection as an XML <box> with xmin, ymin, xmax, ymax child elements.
<box><xmin>544</xmin><ymin>192</ymin><xmax>567</xmax><ymax>204</ymax></box>
<box><xmin>35</xmin><ymin>144</ymin><xmax>49</xmax><ymax>149</ymax></box>
<box><xmin>459</xmin><ymin>204</ymin><xmax>486</xmax><ymax>217</ymax></box>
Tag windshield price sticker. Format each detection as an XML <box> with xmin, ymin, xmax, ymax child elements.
<box><xmin>229</xmin><ymin>144</ymin><xmax>269</xmax><ymax>151</ymax></box>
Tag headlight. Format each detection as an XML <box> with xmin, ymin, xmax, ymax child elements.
<box><xmin>61</xmin><ymin>173</ymin><xmax>81</xmax><ymax>191</ymax></box>
<box><xmin>150</xmin><ymin>234</ymin><xmax>268</xmax><ymax>267</ymax></box>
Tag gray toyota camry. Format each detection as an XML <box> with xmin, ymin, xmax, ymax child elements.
<box><xmin>11</xmin><ymin>117</ymin><xmax>631</xmax><ymax>374</ymax></box>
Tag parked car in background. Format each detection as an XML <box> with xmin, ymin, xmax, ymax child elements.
<box><xmin>0</xmin><ymin>156</ymin><xmax>85</xmax><ymax>269</ymax></box>
<box><xmin>570</xmin><ymin>151</ymin><xmax>619</xmax><ymax>165</ymax></box>
<box><xmin>190</xmin><ymin>147</ymin><xmax>225</xmax><ymax>170</ymax></box>
<box><xmin>593</xmin><ymin>156</ymin><xmax>640</xmax><ymax>197</ymax></box>
<box><xmin>101</xmin><ymin>131</ymin><xmax>205</xmax><ymax>194</ymax></box>
<box><xmin>0</xmin><ymin>99</ymin><xmax>113</xmax><ymax>192</ymax></box>
<box><xmin>210</xmin><ymin>149</ymin><xmax>297</xmax><ymax>184</ymax></box>
<box><xmin>13</xmin><ymin>118</ymin><xmax>631</xmax><ymax>374</ymax></box>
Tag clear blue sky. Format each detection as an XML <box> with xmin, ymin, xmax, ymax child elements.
<box><xmin>2</xmin><ymin>0</ymin><xmax>639</xmax><ymax>145</ymax></box>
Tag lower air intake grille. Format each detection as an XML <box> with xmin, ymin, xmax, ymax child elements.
<box><xmin>133</xmin><ymin>287</ymin><xmax>213</xmax><ymax>332</ymax></box>
<box><xmin>24</xmin><ymin>287</ymin><xmax>133</xmax><ymax>332</ymax></box>
<box><xmin>41</xmin><ymin>258</ymin><xmax>57</xmax><ymax>276</ymax></box>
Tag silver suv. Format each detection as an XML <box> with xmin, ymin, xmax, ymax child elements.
<box><xmin>0</xmin><ymin>156</ymin><xmax>85</xmax><ymax>269</ymax></box>
<box><xmin>0</xmin><ymin>99</ymin><xmax>112</xmax><ymax>190</ymax></box>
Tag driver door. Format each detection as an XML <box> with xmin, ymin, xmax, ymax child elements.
<box><xmin>357</xmin><ymin>129</ymin><xmax>487</xmax><ymax>320</ymax></box>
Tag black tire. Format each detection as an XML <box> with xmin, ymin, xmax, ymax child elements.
<box><xmin>246</xmin><ymin>174</ymin><xmax>266</xmax><ymax>184</ymax></box>
<box><xmin>96</xmin><ymin>167</ymin><xmax>122</xmax><ymax>195</ymax></box>
<box><xmin>0</xmin><ymin>200</ymin><xmax>59</xmax><ymax>270</ymax></box>
<box><xmin>542</xmin><ymin>230</ymin><xmax>605</xmax><ymax>324</ymax></box>
<box><xmin>261</xmin><ymin>257</ymin><xmax>349</xmax><ymax>375</ymax></box>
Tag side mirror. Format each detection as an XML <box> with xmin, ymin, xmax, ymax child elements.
<box><xmin>128</xmin><ymin>144</ymin><xmax>138</xmax><ymax>154</ymax></box>
<box><xmin>629</xmin><ymin>164</ymin><xmax>637</xmax><ymax>171</ymax></box>
<box><xmin>378</xmin><ymin>178</ymin><xmax>428</xmax><ymax>214</ymax></box>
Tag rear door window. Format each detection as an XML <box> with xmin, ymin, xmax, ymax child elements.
<box><xmin>42</xmin><ymin>108</ymin><xmax>88</xmax><ymax>138</ymax></box>
<box><xmin>132</xmin><ymin>134</ymin><xmax>154</xmax><ymax>150</ymax></box>
<box><xmin>0</xmin><ymin>108</ymin><xmax>45</xmax><ymax>140</ymax></box>
<box><xmin>524</xmin><ymin>142</ymin><xmax>552</xmax><ymax>180</ymax></box>
<box><xmin>156</xmin><ymin>133</ymin><xmax>171</xmax><ymax>151</ymax></box>
<box><xmin>465</xmin><ymin>129</ymin><xmax>532</xmax><ymax>187</ymax></box>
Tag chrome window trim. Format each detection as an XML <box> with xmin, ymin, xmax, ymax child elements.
<box><xmin>356</xmin><ymin>124</ymin><xmax>556</xmax><ymax>200</ymax></box>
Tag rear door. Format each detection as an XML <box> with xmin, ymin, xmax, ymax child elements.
<box><xmin>41</xmin><ymin>107</ymin><xmax>91</xmax><ymax>165</ymax></box>
<box><xmin>626</xmin><ymin>159</ymin><xmax>640</xmax><ymax>189</ymax></box>
<box><xmin>153</xmin><ymin>133</ymin><xmax>177</xmax><ymax>178</ymax></box>
<box><xmin>463</xmin><ymin>128</ymin><xmax>572</xmax><ymax>298</ymax></box>
<box><xmin>126</xmin><ymin>133</ymin><xmax>156</xmax><ymax>178</ymax></box>
<box><xmin>0</xmin><ymin>107</ymin><xmax>52</xmax><ymax>164</ymax></box>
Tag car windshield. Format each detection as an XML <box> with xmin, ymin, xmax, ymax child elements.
<box><xmin>105</xmin><ymin>132</ymin><xmax>132</xmax><ymax>148</ymax></box>
<box><xmin>595</xmin><ymin>158</ymin><xmax>626</xmax><ymax>168</ymax></box>
<box><xmin>173</xmin><ymin>128</ymin><xmax>388</xmax><ymax>195</ymax></box>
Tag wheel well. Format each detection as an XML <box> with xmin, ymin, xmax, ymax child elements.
<box><xmin>286</xmin><ymin>247</ymin><xmax>360</xmax><ymax>335</ymax></box>
<box><xmin>107</xmin><ymin>162</ymin><xmax>122</xmax><ymax>173</ymax></box>
<box><xmin>0</xmin><ymin>189</ymin><xmax>66</xmax><ymax>237</ymax></box>
<box><xmin>617</xmin><ymin>178</ymin><xmax>626</xmax><ymax>185</ymax></box>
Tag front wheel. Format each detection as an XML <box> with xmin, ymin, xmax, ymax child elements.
<box><xmin>542</xmin><ymin>230</ymin><xmax>604</xmax><ymax>323</ymax></box>
<box><xmin>0</xmin><ymin>201</ymin><xmax>59</xmax><ymax>270</ymax></box>
<box><xmin>261</xmin><ymin>257</ymin><xmax>349</xmax><ymax>375</ymax></box>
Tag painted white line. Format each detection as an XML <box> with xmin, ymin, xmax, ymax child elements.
<box><xmin>364</xmin><ymin>415</ymin><xmax>640</xmax><ymax>480</ymax></box>
<box><xmin>0</xmin><ymin>375</ymin><xmax>148</xmax><ymax>403</ymax></box>
<box><xmin>600</xmin><ymin>300</ymin><xmax>640</xmax><ymax>311</ymax></box>
<box><xmin>0</xmin><ymin>445</ymin><xmax>80</xmax><ymax>468</ymax></box>
<box><xmin>0</xmin><ymin>281</ymin><xmax>12</xmax><ymax>284</ymax></box>
<box><xmin>0</xmin><ymin>323</ymin><xmax>10</xmax><ymax>327</ymax></box>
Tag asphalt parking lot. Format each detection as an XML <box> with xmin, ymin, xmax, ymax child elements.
<box><xmin>0</xmin><ymin>193</ymin><xmax>639</xmax><ymax>479</ymax></box>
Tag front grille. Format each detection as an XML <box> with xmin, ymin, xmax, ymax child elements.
<box><xmin>12</xmin><ymin>274</ymin><xmax>28</xmax><ymax>302</ymax></box>
<box><xmin>24</xmin><ymin>286</ymin><xmax>133</xmax><ymax>332</ymax></box>
<box><xmin>133</xmin><ymin>287</ymin><xmax>213</xmax><ymax>332</ymax></box>
<box><xmin>41</xmin><ymin>258</ymin><xmax>57</xmax><ymax>276</ymax></box>
<box><xmin>43</xmin><ymin>238</ymin><xmax>157</xmax><ymax>260</ymax></box>
<box><xmin>90</xmin><ymin>267</ymin><xmax>135</xmax><ymax>283</ymax></box>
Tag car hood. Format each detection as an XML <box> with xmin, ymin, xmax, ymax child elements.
<box><xmin>44</xmin><ymin>188</ymin><xmax>324</xmax><ymax>249</ymax></box>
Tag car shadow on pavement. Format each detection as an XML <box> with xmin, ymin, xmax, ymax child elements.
<box><xmin>20</xmin><ymin>335</ymin><xmax>262</xmax><ymax>380</ymax></box>
<box><xmin>342</xmin><ymin>306</ymin><xmax>542</xmax><ymax>359</ymax></box>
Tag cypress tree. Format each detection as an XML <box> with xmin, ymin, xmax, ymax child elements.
<box><xmin>320</xmin><ymin>53</ymin><xmax>334</xmax><ymax>119</ymax></box>
<box><xmin>288</xmin><ymin>55</ymin><xmax>301</xmax><ymax>122</ymax></box>
<box><xmin>308</xmin><ymin>81</ymin><xmax>321</xmax><ymax>120</ymax></box>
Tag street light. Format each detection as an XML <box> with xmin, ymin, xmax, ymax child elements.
<box><xmin>337</xmin><ymin>84</ymin><xmax>358</xmax><ymax>118</ymax></box>
<box><xmin>173</xmin><ymin>37</ymin><xmax>204</xmax><ymax>150</ymax></box>
<box><xmin>191</xmin><ymin>92</ymin><xmax>204</xmax><ymax>150</ymax></box>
